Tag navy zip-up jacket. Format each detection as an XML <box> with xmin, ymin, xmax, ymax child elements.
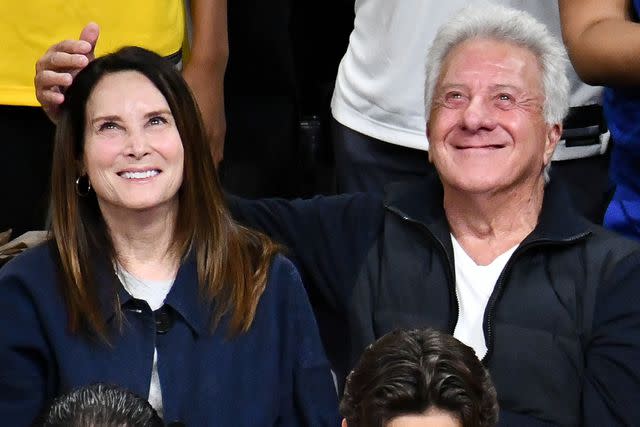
<box><xmin>0</xmin><ymin>246</ymin><xmax>339</xmax><ymax>426</ymax></box>
<box><xmin>230</xmin><ymin>174</ymin><xmax>640</xmax><ymax>426</ymax></box>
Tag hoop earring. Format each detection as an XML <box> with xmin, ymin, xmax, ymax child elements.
<box><xmin>75</xmin><ymin>175</ymin><xmax>92</xmax><ymax>197</ymax></box>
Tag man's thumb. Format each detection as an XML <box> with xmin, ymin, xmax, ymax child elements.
<box><xmin>79</xmin><ymin>22</ymin><xmax>100</xmax><ymax>60</ymax></box>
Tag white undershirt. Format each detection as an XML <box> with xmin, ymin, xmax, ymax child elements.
<box><xmin>117</xmin><ymin>266</ymin><xmax>174</xmax><ymax>418</ymax></box>
<box><xmin>451</xmin><ymin>235</ymin><xmax>518</xmax><ymax>359</ymax></box>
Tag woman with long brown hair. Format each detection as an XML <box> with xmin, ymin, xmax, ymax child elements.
<box><xmin>0</xmin><ymin>47</ymin><xmax>338</xmax><ymax>426</ymax></box>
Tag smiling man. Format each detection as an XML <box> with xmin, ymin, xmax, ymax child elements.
<box><xmin>231</xmin><ymin>4</ymin><xmax>640</xmax><ymax>426</ymax></box>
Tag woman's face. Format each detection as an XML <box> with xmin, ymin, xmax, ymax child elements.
<box><xmin>82</xmin><ymin>71</ymin><xmax>184</xmax><ymax>219</ymax></box>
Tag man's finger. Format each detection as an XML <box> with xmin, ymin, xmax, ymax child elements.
<box><xmin>79</xmin><ymin>22</ymin><xmax>100</xmax><ymax>61</ymax></box>
<box><xmin>49</xmin><ymin>52</ymin><xmax>90</xmax><ymax>69</ymax></box>
<box><xmin>50</xmin><ymin>39</ymin><xmax>94</xmax><ymax>56</ymax></box>
<box><xmin>35</xmin><ymin>70</ymin><xmax>73</xmax><ymax>90</ymax></box>
<box><xmin>37</xmin><ymin>89</ymin><xmax>65</xmax><ymax>107</ymax></box>
<box><xmin>36</xmin><ymin>41</ymin><xmax>92</xmax><ymax>73</ymax></box>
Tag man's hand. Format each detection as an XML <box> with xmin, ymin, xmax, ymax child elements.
<box><xmin>35</xmin><ymin>23</ymin><xmax>99</xmax><ymax>124</ymax></box>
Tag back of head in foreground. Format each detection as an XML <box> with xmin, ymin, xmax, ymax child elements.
<box><xmin>340</xmin><ymin>329</ymin><xmax>498</xmax><ymax>427</ymax></box>
<box><xmin>42</xmin><ymin>383</ymin><xmax>163</xmax><ymax>427</ymax></box>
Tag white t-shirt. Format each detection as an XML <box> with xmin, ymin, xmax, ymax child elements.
<box><xmin>451</xmin><ymin>235</ymin><xmax>518</xmax><ymax>359</ymax></box>
<box><xmin>117</xmin><ymin>266</ymin><xmax>174</xmax><ymax>418</ymax></box>
<box><xmin>331</xmin><ymin>0</ymin><xmax>465</xmax><ymax>150</ymax></box>
<box><xmin>331</xmin><ymin>0</ymin><xmax>606</xmax><ymax>159</ymax></box>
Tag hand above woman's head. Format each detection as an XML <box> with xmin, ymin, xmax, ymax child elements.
<box><xmin>35</xmin><ymin>23</ymin><xmax>99</xmax><ymax>124</ymax></box>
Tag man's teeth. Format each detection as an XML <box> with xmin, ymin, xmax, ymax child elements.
<box><xmin>120</xmin><ymin>170</ymin><xmax>159</xmax><ymax>179</ymax></box>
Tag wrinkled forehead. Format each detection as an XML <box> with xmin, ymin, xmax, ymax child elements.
<box><xmin>84</xmin><ymin>70</ymin><xmax>173</xmax><ymax>128</ymax></box>
<box><xmin>437</xmin><ymin>37</ymin><xmax>543</xmax><ymax>92</ymax></box>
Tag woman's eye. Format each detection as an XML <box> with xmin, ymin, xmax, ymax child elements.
<box><xmin>98</xmin><ymin>121</ymin><xmax>119</xmax><ymax>131</ymax></box>
<box><xmin>149</xmin><ymin>116</ymin><xmax>168</xmax><ymax>126</ymax></box>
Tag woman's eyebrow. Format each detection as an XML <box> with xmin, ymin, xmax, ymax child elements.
<box><xmin>90</xmin><ymin>114</ymin><xmax>121</xmax><ymax>125</ymax></box>
<box><xmin>144</xmin><ymin>109</ymin><xmax>172</xmax><ymax>119</ymax></box>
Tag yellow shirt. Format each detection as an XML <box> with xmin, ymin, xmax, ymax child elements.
<box><xmin>0</xmin><ymin>2</ymin><xmax>186</xmax><ymax>106</ymax></box>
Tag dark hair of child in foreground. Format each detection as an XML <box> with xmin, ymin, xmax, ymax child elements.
<box><xmin>340</xmin><ymin>329</ymin><xmax>499</xmax><ymax>427</ymax></box>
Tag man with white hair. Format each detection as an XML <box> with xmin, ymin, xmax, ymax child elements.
<box><xmin>228</xmin><ymin>5</ymin><xmax>640</xmax><ymax>425</ymax></box>
<box><xmin>331</xmin><ymin>1</ymin><xmax>611</xmax><ymax>227</ymax></box>
<box><xmin>34</xmin><ymin>3</ymin><xmax>640</xmax><ymax>426</ymax></box>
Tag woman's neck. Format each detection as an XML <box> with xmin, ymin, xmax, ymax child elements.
<box><xmin>101</xmin><ymin>202</ymin><xmax>180</xmax><ymax>281</ymax></box>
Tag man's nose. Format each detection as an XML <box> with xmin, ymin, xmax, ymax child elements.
<box><xmin>461</xmin><ymin>96</ymin><xmax>496</xmax><ymax>132</ymax></box>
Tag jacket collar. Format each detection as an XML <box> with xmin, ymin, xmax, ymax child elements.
<box><xmin>383</xmin><ymin>172</ymin><xmax>592</xmax><ymax>245</ymax></box>
<box><xmin>96</xmin><ymin>251</ymin><xmax>209</xmax><ymax>337</ymax></box>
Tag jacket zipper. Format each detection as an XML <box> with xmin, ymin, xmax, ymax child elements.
<box><xmin>481</xmin><ymin>232</ymin><xmax>590</xmax><ymax>364</ymax></box>
<box><xmin>385</xmin><ymin>204</ymin><xmax>459</xmax><ymax>333</ymax></box>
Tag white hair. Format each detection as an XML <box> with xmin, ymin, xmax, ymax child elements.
<box><xmin>424</xmin><ymin>3</ymin><xmax>570</xmax><ymax>125</ymax></box>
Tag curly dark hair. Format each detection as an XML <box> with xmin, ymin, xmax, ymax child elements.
<box><xmin>41</xmin><ymin>383</ymin><xmax>163</xmax><ymax>427</ymax></box>
<box><xmin>340</xmin><ymin>329</ymin><xmax>499</xmax><ymax>427</ymax></box>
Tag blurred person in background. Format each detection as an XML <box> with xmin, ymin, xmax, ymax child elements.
<box><xmin>560</xmin><ymin>0</ymin><xmax>640</xmax><ymax>239</ymax></box>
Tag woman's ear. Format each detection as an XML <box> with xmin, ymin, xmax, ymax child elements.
<box><xmin>342</xmin><ymin>419</ymin><xmax>348</xmax><ymax>427</ymax></box>
<box><xmin>76</xmin><ymin>159</ymin><xmax>86</xmax><ymax>177</ymax></box>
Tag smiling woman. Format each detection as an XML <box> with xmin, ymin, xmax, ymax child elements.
<box><xmin>0</xmin><ymin>47</ymin><xmax>339</xmax><ymax>425</ymax></box>
<box><xmin>82</xmin><ymin>71</ymin><xmax>185</xmax><ymax>215</ymax></box>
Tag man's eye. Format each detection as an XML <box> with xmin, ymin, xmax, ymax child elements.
<box><xmin>442</xmin><ymin>92</ymin><xmax>466</xmax><ymax>106</ymax></box>
<box><xmin>497</xmin><ymin>93</ymin><xmax>514</xmax><ymax>102</ymax></box>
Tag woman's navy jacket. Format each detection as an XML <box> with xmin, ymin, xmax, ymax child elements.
<box><xmin>0</xmin><ymin>244</ymin><xmax>339</xmax><ymax>426</ymax></box>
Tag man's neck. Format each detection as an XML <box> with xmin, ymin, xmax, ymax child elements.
<box><xmin>444</xmin><ymin>179</ymin><xmax>544</xmax><ymax>265</ymax></box>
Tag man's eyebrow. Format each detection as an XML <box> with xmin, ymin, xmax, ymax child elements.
<box><xmin>436</xmin><ymin>83</ymin><xmax>525</xmax><ymax>92</ymax></box>
<box><xmin>438</xmin><ymin>83</ymin><xmax>468</xmax><ymax>91</ymax></box>
<box><xmin>489</xmin><ymin>84</ymin><xmax>522</xmax><ymax>92</ymax></box>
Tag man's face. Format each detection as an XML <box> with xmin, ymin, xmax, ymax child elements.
<box><xmin>427</xmin><ymin>38</ymin><xmax>560</xmax><ymax>195</ymax></box>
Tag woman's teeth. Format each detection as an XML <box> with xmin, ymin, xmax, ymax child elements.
<box><xmin>120</xmin><ymin>170</ymin><xmax>159</xmax><ymax>179</ymax></box>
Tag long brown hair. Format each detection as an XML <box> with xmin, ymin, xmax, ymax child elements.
<box><xmin>50</xmin><ymin>46</ymin><xmax>279</xmax><ymax>340</ymax></box>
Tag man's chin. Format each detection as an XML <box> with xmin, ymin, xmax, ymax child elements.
<box><xmin>442</xmin><ymin>175</ymin><xmax>510</xmax><ymax>196</ymax></box>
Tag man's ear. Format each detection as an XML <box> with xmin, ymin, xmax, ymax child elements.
<box><xmin>426</xmin><ymin>122</ymin><xmax>432</xmax><ymax>163</ymax></box>
<box><xmin>543</xmin><ymin>123</ymin><xmax>562</xmax><ymax>166</ymax></box>
<box><xmin>342</xmin><ymin>418</ymin><xmax>348</xmax><ymax>427</ymax></box>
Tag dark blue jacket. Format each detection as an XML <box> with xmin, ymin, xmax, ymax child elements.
<box><xmin>230</xmin><ymin>175</ymin><xmax>640</xmax><ymax>427</ymax></box>
<box><xmin>0</xmin><ymin>244</ymin><xmax>339</xmax><ymax>426</ymax></box>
